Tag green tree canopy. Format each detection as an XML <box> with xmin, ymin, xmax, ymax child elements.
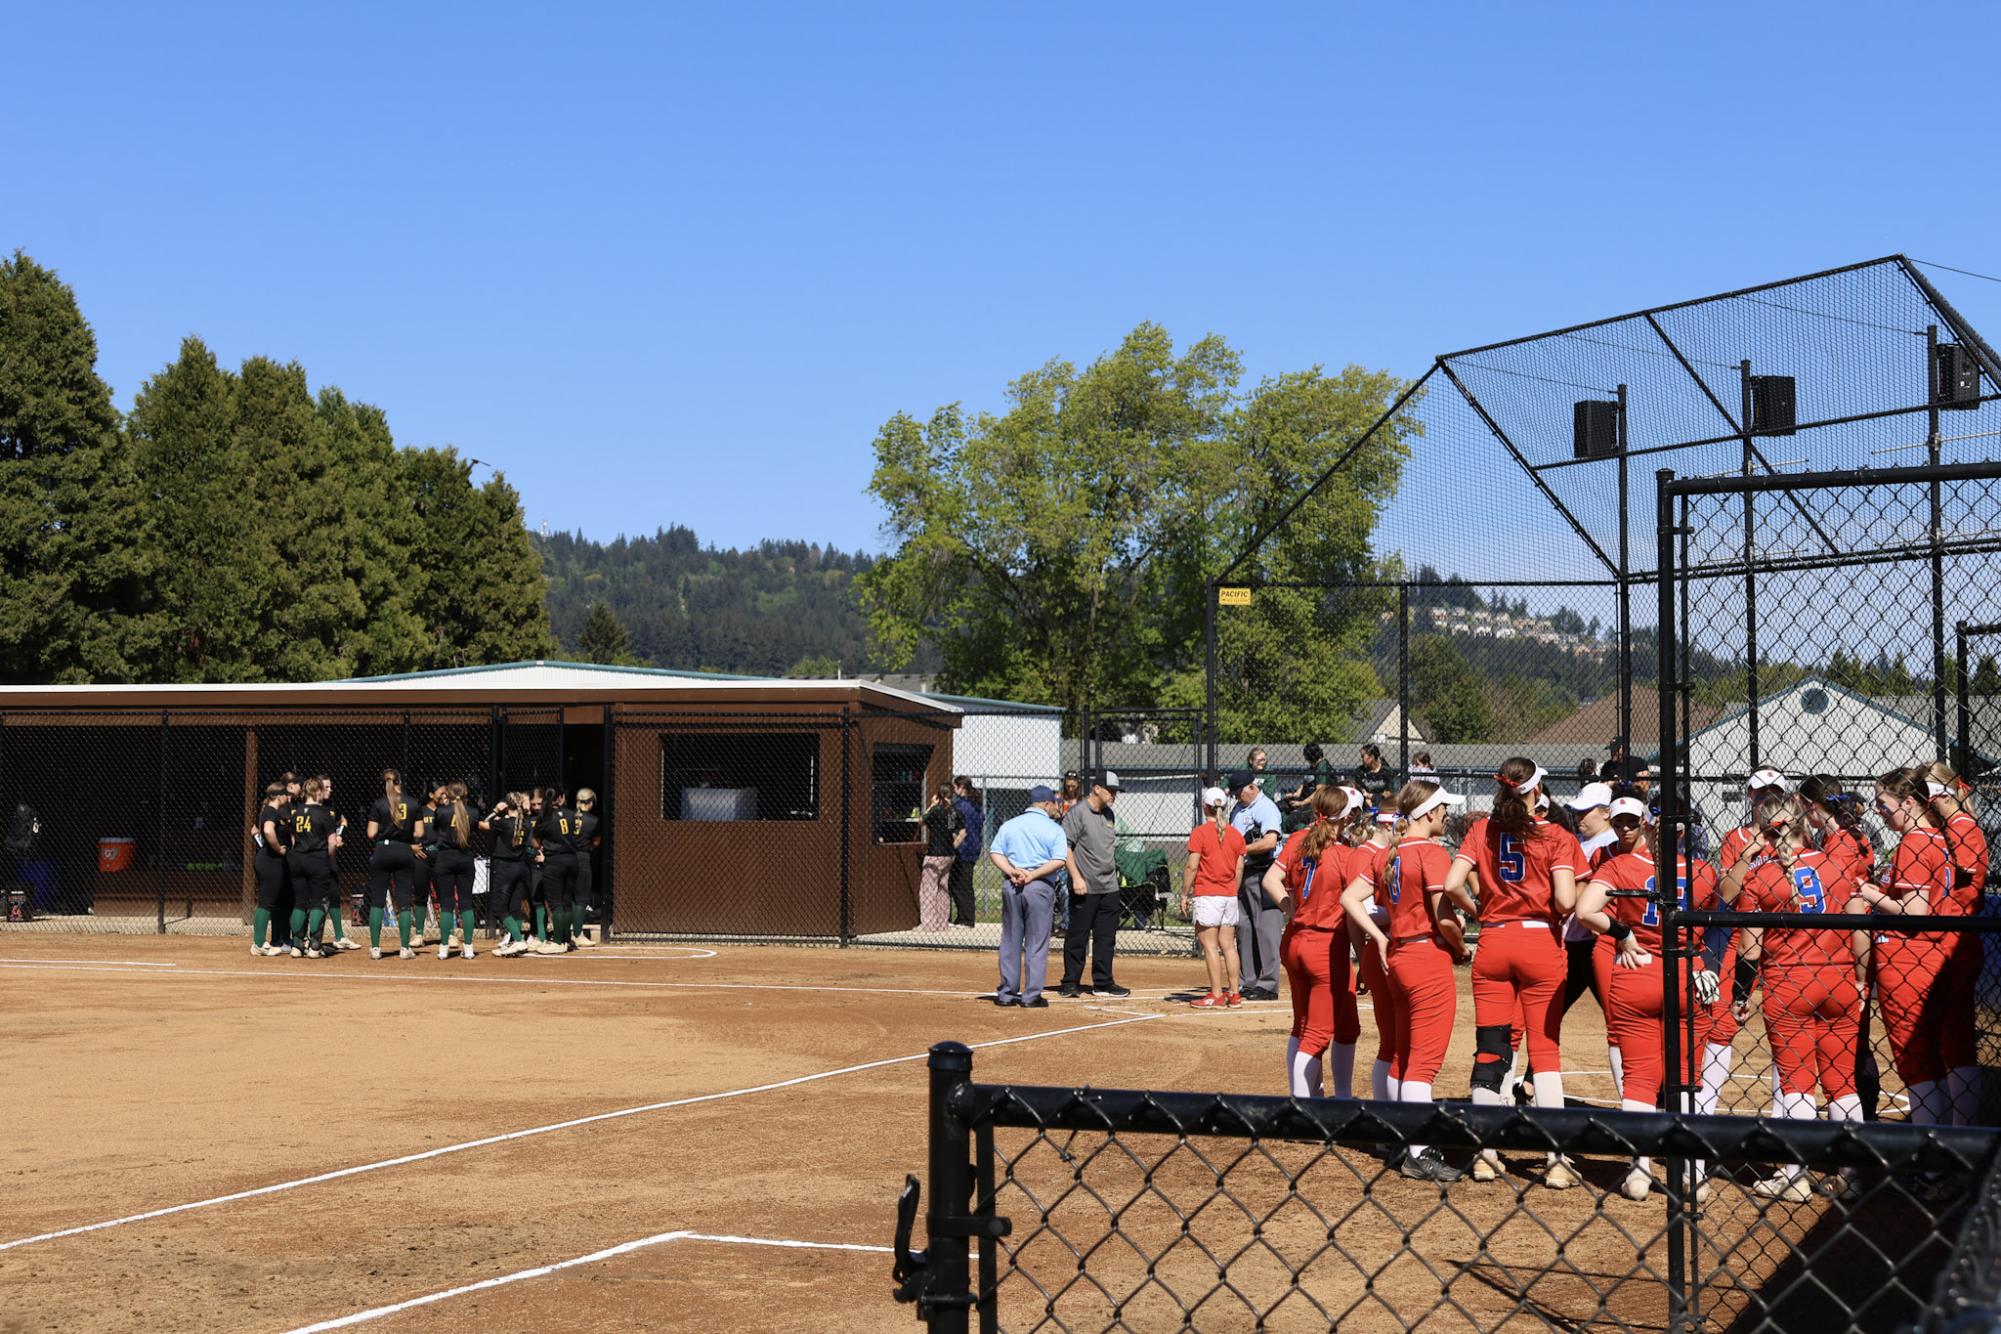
<box><xmin>1410</xmin><ymin>634</ymin><xmax>1495</xmax><ymax>744</ymax></box>
<box><xmin>861</xmin><ymin>322</ymin><xmax>1416</xmax><ymax>732</ymax></box>
<box><xmin>576</xmin><ymin>601</ymin><xmax>639</xmax><ymax>665</ymax></box>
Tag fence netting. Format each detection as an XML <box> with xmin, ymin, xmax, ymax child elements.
<box><xmin>895</xmin><ymin>1044</ymin><xmax>2001</xmax><ymax>1333</ymax></box>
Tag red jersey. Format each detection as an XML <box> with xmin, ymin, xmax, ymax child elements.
<box><xmin>1945</xmin><ymin>812</ymin><xmax>1989</xmax><ymax>912</ymax></box>
<box><xmin>1818</xmin><ymin>826</ymin><xmax>1873</xmax><ymax>900</ymax></box>
<box><xmin>1742</xmin><ymin>849</ymin><xmax>1850</xmax><ymax>970</ymax></box>
<box><xmin>1589</xmin><ymin>850</ymin><xmax>1718</xmax><ymax>956</ymax></box>
<box><xmin>1719</xmin><ymin>825</ymin><xmax>1755</xmax><ymax>871</ymax></box>
<box><xmin>1455</xmin><ymin>817</ymin><xmax>1583</xmax><ymax>926</ymax></box>
<box><xmin>1184</xmin><ymin>822</ymin><xmax>1246</xmax><ymax>897</ymax></box>
<box><xmin>1886</xmin><ymin>827</ymin><xmax>1955</xmax><ymax>915</ymax></box>
<box><xmin>1357</xmin><ymin>838</ymin><xmax>1456</xmax><ymax>942</ymax></box>
<box><xmin>1274</xmin><ymin>829</ymin><xmax>1351</xmax><ymax>931</ymax></box>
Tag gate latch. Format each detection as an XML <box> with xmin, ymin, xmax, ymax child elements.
<box><xmin>891</xmin><ymin>1174</ymin><xmax>1012</xmax><ymax>1317</ymax></box>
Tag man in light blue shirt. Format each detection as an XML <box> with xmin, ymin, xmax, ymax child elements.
<box><xmin>988</xmin><ymin>785</ymin><xmax>1069</xmax><ymax>1008</ymax></box>
<box><xmin>1228</xmin><ymin>769</ymin><xmax>1285</xmax><ymax>1000</ymax></box>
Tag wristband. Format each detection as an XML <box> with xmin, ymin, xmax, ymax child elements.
<box><xmin>1735</xmin><ymin>954</ymin><xmax>1760</xmax><ymax>998</ymax></box>
<box><xmin>1607</xmin><ymin>921</ymin><xmax>1633</xmax><ymax>943</ymax></box>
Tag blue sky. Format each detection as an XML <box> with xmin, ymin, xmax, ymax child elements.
<box><xmin>7</xmin><ymin>2</ymin><xmax>2000</xmax><ymax>554</ymax></box>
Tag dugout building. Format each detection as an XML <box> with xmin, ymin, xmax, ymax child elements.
<box><xmin>0</xmin><ymin>662</ymin><xmax>1058</xmax><ymax>941</ymax></box>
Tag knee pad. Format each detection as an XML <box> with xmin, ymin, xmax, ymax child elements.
<box><xmin>1470</xmin><ymin>1025</ymin><xmax>1514</xmax><ymax>1091</ymax></box>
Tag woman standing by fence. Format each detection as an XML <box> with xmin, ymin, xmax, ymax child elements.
<box><xmin>1183</xmin><ymin>787</ymin><xmax>1246</xmax><ymax>1009</ymax></box>
<box><xmin>918</xmin><ymin>784</ymin><xmax>959</xmax><ymax>933</ymax></box>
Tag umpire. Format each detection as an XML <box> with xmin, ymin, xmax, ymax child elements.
<box><xmin>1228</xmin><ymin>769</ymin><xmax>1284</xmax><ymax>1000</ymax></box>
<box><xmin>1058</xmin><ymin>771</ymin><xmax>1130</xmax><ymax>999</ymax></box>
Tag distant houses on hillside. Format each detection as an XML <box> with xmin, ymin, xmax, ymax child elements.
<box><xmin>1381</xmin><ymin>606</ymin><xmax>1612</xmax><ymax>657</ymax></box>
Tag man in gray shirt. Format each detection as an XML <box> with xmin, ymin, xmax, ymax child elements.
<box><xmin>1228</xmin><ymin>769</ymin><xmax>1285</xmax><ymax>1000</ymax></box>
<box><xmin>1059</xmin><ymin>771</ymin><xmax>1131</xmax><ymax>998</ymax></box>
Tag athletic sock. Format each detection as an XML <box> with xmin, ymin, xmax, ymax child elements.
<box><xmin>1532</xmin><ymin>1071</ymin><xmax>1565</xmax><ymax>1110</ymax></box>
<box><xmin>1829</xmin><ymin>1093</ymin><xmax>1863</xmax><ymax>1123</ymax></box>
<box><xmin>397</xmin><ymin>910</ymin><xmax>413</xmax><ymax>949</ymax></box>
<box><xmin>1948</xmin><ymin>1067</ymin><xmax>1980</xmax><ymax>1125</ymax></box>
<box><xmin>1388</xmin><ymin>1075</ymin><xmax>1402</xmax><ymax>1103</ymax></box>
<box><xmin>1328</xmin><ymin>1042</ymin><xmax>1356</xmax><ymax>1099</ymax></box>
<box><xmin>1697</xmin><ymin>1043</ymin><xmax>1733</xmax><ymax>1118</ymax></box>
<box><xmin>252</xmin><ymin>909</ymin><xmax>269</xmax><ymax>949</ymax></box>
<box><xmin>502</xmin><ymin>915</ymin><xmax>520</xmax><ymax>943</ymax></box>
<box><xmin>571</xmin><ymin>906</ymin><xmax>587</xmax><ymax>940</ymax></box>
<box><xmin>1908</xmin><ymin>1078</ymin><xmax>1942</xmax><ymax>1125</ymax></box>
<box><xmin>1371</xmin><ymin>1059</ymin><xmax>1392</xmax><ymax>1102</ymax></box>
<box><xmin>289</xmin><ymin>908</ymin><xmax>307</xmax><ymax>942</ymax></box>
<box><xmin>1403</xmin><ymin>1081</ymin><xmax>1434</xmax><ymax>1159</ymax></box>
<box><xmin>1608</xmin><ymin>1046</ymin><xmax>1625</xmax><ymax>1099</ymax></box>
<box><xmin>459</xmin><ymin>911</ymin><xmax>475</xmax><ymax>945</ymax></box>
<box><xmin>1289</xmin><ymin>1048</ymin><xmax>1323</xmax><ymax>1099</ymax></box>
<box><xmin>306</xmin><ymin>909</ymin><xmax>325</xmax><ymax>944</ymax></box>
<box><xmin>535</xmin><ymin>906</ymin><xmax>548</xmax><ymax>941</ymax></box>
<box><xmin>368</xmin><ymin>907</ymin><xmax>384</xmax><ymax>948</ymax></box>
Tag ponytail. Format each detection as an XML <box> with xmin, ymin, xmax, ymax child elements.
<box><xmin>381</xmin><ymin>768</ymin><xmax>404</xmax><ymax>832</ymax></box>
<box><xmin>1489</xmin><ymin>756</ymin><xmax>1539</xmax><ymax>845</ymax></box>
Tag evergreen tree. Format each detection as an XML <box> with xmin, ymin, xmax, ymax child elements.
<box><xmin>317</xmin><ymin>388</ymin><xmax>429</xmax><ymax>675</ymax></box>
<box><xmin>126</xmin><ymin>338</ymin><xmax>272</xmax><ymax>680</ymax></box>
<box><xmin>576</xmin><ymin>601</ymin><xmax>637</xmax><ymax>665</ymax></box>
<box><xmin>0</xmin><ymin>252</ymin><xmax>151</xmax><ymax>681</ymax></box>
<box><xmin>403</xmin><ymin>447</ymin><xmax>556</xmax><ymax>667</ymax></box>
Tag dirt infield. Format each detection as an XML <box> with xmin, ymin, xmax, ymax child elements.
<box><xmin>0</xmin><ymin>932</ymin><xmax>1835</xmax><ymax>1332</ymax></box>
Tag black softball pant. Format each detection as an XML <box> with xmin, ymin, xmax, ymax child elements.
<box><xmin>431</xmin><ymin>850</ymin><xmax>476</xmax><ymax>914</ymax></box>
<box><xmin>367</xmin><ymin>842</ymin><xmax>418</xmax><ymax>912</ymax></box>
<box><xmin>287</xmin><ymin>852</ymin><xmax>337</xmax><ymax>918</ymax></box>
<box><xmin>488</xmin><ymin>859</ymin><xmax>529</xmax><ymax>923</ymax></box>
<box><xmin>541</xmin><ymin>853</ymin><xmax>580</xmax><ymax>913</ymax></box>
<box><xmin>254</xmin><ymin>851</ymin><xmax>288</xmax><ymax>912</ymax></box>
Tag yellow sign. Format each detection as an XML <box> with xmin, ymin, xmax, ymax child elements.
<box><xmin>1217</xmin><ymin>586</ymin><xmax>1252</xmax><ymax>606</ymax></box>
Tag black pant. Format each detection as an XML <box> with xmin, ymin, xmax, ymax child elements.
<box><xmin>1561</xmin><ymin>936</ymin><xmax>1604</xmax><ymax>1014</ymax></box>
<box><xmin>432</xmin><ymin>850</ymin><xmax>476</xmax><ymax>914</ymax></box>
<box><xmin>1061</xmin><ymin>891</ymin><xmax>1121</xmax><ymax>989</ymax></box>
<box><xmin>254</xmin><ymin>851</ymin><xmax>288</xmax><ymax>912</ymax></box>
<box><xmin>366</xmin><ymin>842</ymin><xmax>418</xmax><ymax>911</ymax></box>
<box><xmin>542</xmin><ymin>853</ymin><xmax>579</xmax><ymax>913</ymax></box>
<box><xmin>487</xmin><ymin>859</ymin><xmax>527</xmax><ymax>928</ymax></box>
<box><xmin>575</xmin><ymin>856</ymin><xmax>594</xmax><ymax>911</ymax></box>
<box><xmin>948</xmin><ymin>859</ymin><xmax>976</xmax><ymax>925</ymax></box>
<box><xmin>287</xmin><ymin>852</ymin><xmax>336</xmax><ymax>920</ymax></box>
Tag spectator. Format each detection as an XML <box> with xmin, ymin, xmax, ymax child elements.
<box><xmin>1052</xmin><ymin>772</ymin><xmax>1083</xmax><ymax>938</ymax></box>
<box><xmin>1410</xmin><ymin>751</ymin><xmax>1436</xmax><ymax>777</ymax></box>
<box><xmin>1228</xmin><ymin>769</ymin><xmax>1285</xmax><ymax>1000</ymax></box>
<box><xmin>1577</xmin><ymin>757</ymin><xmax>1599</xmax><ymax>784</ymax></box>
<box><xmin>1059</xmin><ymin>773</ymin><xmax>1082</xmax><ymax>816</ymax></box>
<box><xmin>1282</xmin><ymin>743</ymin><xmax>1330</xmax><ymax>811</ymax></box>
<box><xmin>1354</xmin><ymin>744</ymin><xmax>1392</xmax><ymax>807</ymax></box>
<box><xmin>1248</xmin><ymin>748</ymin><xmax>1276</xmax><ymax>799</ymax></box>
<box><xmin>1059</xmin><ymin>772</ymin><xmax>1130</xmax><ymax>998</ymax></box>
<box><xmin>918</xmin><ymin>783</ymin><xmax>959</xmax><ymax>932</ymax></box>
<box><xmin>949</xmin><ymin>777</ymin><xmax>983</xmax><ymax>929</ymax></box>
<box><xmin>1183</xmin><ymin>786</ymin><xmax>1246</xmax><ymax>1008</ymax></box>
<box><xmin>1606</xmin><ymin>736</ymin><xmax>1629</xmax><ymax>778</ymax></box>
<box><xmin>988</xmin><ymin>785</ymin><xmax>1069</xmax><ymax>1009</ymax></box>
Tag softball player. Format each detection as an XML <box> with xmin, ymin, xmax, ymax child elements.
<box><xmin>251</xmin><ymin>783</ymin><xmax>290</xmax><ymax>957</ymax></box>
<box><xmin>284</xmin><ymin>778</ymin><xmax>342</xmax><ymax>959</ymax></box>
<box><xmin>1929</xmin><ymin>762</ymin><xmax>1986</xmax><ymax>1124</ymax></box>
<box><xmin>1695</xmin><ymin>768</ymin><xmax>1793</xmax><ymax>1120</ymax></box>
<box><xmin>430</xmin><ymin>782</ymin><xmax>477</xmax><ymax>960</ymax></box>
<box><xmin>1851</xmin><ymin>766</ymin><xmax>1955</xmax><ymax>1125</ymax></box>
<box><xmin>1183</xmin><ymin>787</ymin><xmax>1247</xmax><ymax>1008</ymax></box>
<box><xmin>1344</xmin><ymin>779</ymin><xmax>1469</xmax><ymax>1183</ymax></box>
<box><xmin>1443</xmin><ymin>757</ymin><xmax>1585</xmax><ymax>1188</ymax></box>
<box><xmin>534</xmin><ymin>788</ymin><xmax>582</xmax><ymax>954</ymax></box>
<box><xmin>1343</xmin><ymin>801</ymin><xmax>1403</xmax><ymax>1105</ymax></box>
<box><xmin>1263</xmin><ymin>786</ymin><xmax>1359</xmax><ymax>1098</ymax></box>
<box><xmin>569</xmin><ymin>787</ymin><xmax>602</xmax><ymax>947</ymax></box>
<box><xmin>365</xmin><ymin>770</ymin><xmax>426</xmax><ymax>959</ymax></box>
<box><xmin>481</xmin><ymin>793</ymin><xmax>535</xmax><ymax>956</ymax></box>
<box><xmin>1577</xmin><ymin>802</ymin><xmax>1720</xmax><ymax>1202</ymax></box>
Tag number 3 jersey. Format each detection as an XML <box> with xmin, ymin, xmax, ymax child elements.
<box><xmin>1454</xmin><ymin>817</ymin><xmax>1584</xmax><ymax>926</ymax></box>
<box><xmin>1590</xmin><ymin>850</ymin><xmax>1719</xmax><ymax>957</ymax></box>
<box><xmin>1740</xmin><ymin>849</ymin><xmax>1850</xmax><ymax>970</ymax></box>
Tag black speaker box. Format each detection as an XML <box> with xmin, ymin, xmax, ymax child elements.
<box><xmin>1573</xmin><ymin>399</ymin><xmax>1620</xmax><ymax>459</ymax></box>
<box><xmin>1751</xmin><ymin>375</ymin><xmax>1796</xmax><ymax>436</ymax></box>
<box><xmin>1936</xmin><ymin>343</ymin><xmax>1981</xmax><ymax>410</ymax></box>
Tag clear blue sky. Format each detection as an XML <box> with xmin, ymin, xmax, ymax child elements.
<box><xmin>8</xmin><ymin>2</ymin><xmax>1999</xmax><ymax>554</ymax></box>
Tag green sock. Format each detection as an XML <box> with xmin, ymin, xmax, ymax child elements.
<box><xmin>307</xmin><ymin>908</ymin><xmax>325</xmax><ymax>944</ymax></box>
<box><xmin>369</xmin><ymin>907</ymin><xmax>384</xmax><ymax>948</ymax></box>
<box><xmin>572</xmin><ymin>906</ymin><xmax>587</xmax><ymax>940</ymax></box>
<box><xmin>535</xmin><ymin>906</ymin><xmax>548</xmax><ymax>941</ymax></box>
<box><xmin>289</xmin><ymin>908</ymin><xmax>307</xmax><ymax>943</ymax></box>
<box><xmin>252</xmin><ymin>909</ymin><xmax>269</xmax><ymax>949</ymax></box>
<box><xmin>459</xmin><ymin>911</ymin><xmax>475</xmax><ymax>946</ymax></box>
<box><xmin>502</xmin><ymin>915</ymin><xmax>520</xmax><ymax>943</ymax></box>
<box><xmin>397</xmin><ymin>910</ymin><xmax>413</xmax><ymax>948</ymax></box>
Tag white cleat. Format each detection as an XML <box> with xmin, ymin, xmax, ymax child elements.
<box><xmin>1543</xmin><ymin>1158</ymin><xmax>1583</xmax><ymax>1191</ymax></box>
<box><xmin>572</xmin><ymin>933</ymin><xmax>595</xmax><ymax>948</ymax></box>
<box><xmin>438</xmin><ymin>944</ymin><xmax>451</xmax><ymax>961</ymax></box>
<box><xmin>1751</xmin><ymin>1171</ymin><xmax>1813</xmax><ymax>1202</ymax></box>
<box><xmin>333</xmin><ymin>937</ymin><xmax>360</xmax><ymax>952</ymax></box>
<box><xmin>398</xmin><ymin>947</ymin><xmax>416</xmax><ymax>960</ymax></box>
<box><xmin>1620</xmin><ymin>1167</ymin><xmax>1652</xmax><ymax>1202</ymax></box>
<box><xmin>370</xmin><ymin>947</ymin><xmax>383</xmax><ymax>960</ymax></box>
<box><xmin>1471</xmin><ymin>1151</ymin><xmax>1502</xmax><ymax>1183</ymax></box>
<box><xmin>462</xmin><ymin>943</ymin><xmax>476</xmax><ymax>960</ymax></box>
<box><xmin>289</xmin><ymin>944</ymin><xmax>303</xmax><ymax>958</ymax></box>
<box><xmin>536</xmin><ymin>940</ymin><xmax>568</xmax><ymax>956</ymax></box>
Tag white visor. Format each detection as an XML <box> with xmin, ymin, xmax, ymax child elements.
<box><xmin>1502</xmin><ymin>765</ymin><xmax>1549</xmax><ymax>798</ymax></box>
<box><xmin>1409</xmin><ymin>788</ymin><xmax>1466</xmax><ymax>823</ymax></box>
<box><xmin>1927</xmin><ymin>780</ymin><xmax>1953</xmax><ymax>799</ymax></box>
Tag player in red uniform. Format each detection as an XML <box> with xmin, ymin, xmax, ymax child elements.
<box><xmin>1851</xmin><ymin>766</ymin><xmax>1956</xmax><ymax>1126</ymax></box>
<box><xmin>1345</xmin><ymin>779</ymin><xmax>1468</xmax><ymax>1182</ymax></box>
<box><xmin>1721</xmin><ymin>792</ymin><xmax>1864</xmax><ymax>1200</ymax></box>
<box><xmin>1443</xmin><ymin>757</ymin><xmax>1585</xmax><ymax>1188</ymax></box>
<box><xmin>1926</xmin><ymin>762</ymin><xmax>1986</xmax><ymax>1124</ymax></box>
<box><xmin>1264</xmin><ymin>786</ymin><xmax>1359</xmax><ymax>1099</ymax></box>
<box><xmin>1344</xmin><ymin>803</ymin><xmax>1401</xmax><ymax>1102</ymax></box>
<box><xmin>1577</xmin><ymin>805</ymin><xmax>1719</xmax><ymax>1201</ymax></box>
<box><xmin>1696</xmin><ymin>767</ymin><xmax>1791</xmax><ymax>1119</ymax></box>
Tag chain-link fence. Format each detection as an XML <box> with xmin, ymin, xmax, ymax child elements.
<box><xmin>894</xmin><ymin>1042</ymin><xmax>2001</xmax><ymax>1332</ymax></box>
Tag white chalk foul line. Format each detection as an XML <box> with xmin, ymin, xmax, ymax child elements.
<box><xmin>0</xmin><ymin>1011</ymin><xmax>1161</xmax><ymax>1254</ymax></box>
<box><xmin>0</xmin><ymin>957</ymin><xmax>177</xmax><ymax>967</ymax></box>
<box><xmin>283</xmin><ymin>1231</ymin><xmax>890</xmax><ymax>1333</ymax></box>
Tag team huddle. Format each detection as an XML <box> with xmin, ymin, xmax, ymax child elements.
<box><xmin>1181</xmin><ymin>756</ymin><xmax>1989</xmax><ymax>1197</ymax></box>
<box><xmin>247</xmin><ymin>770</ymin><xmax>602</xmax><ymax>961</ymax></box>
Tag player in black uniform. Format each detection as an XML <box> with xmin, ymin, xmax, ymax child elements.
<box><xmin>315</xmin><ymin>774</ymin><xmax>361</xmax><ymax>952</ymax></box>
<box><xmin>409</xmin><ymin>781</ymin><xmax>443</xmax><ymax>948</ymax></box>
<box><xmin>524</xmin><ymin>789</ymin><xmax>549</xmax><ymax>949</ymax></box>
<box><xmin>285</xmin><ymin>778</ymin><xmax>343</xmax><ymax>958</ymax></box>
<box><xmin>430</xmin><ymin>781</ymin><xmax>479</xmax><ymax>960</ymax></box>
<box><xmin>569</xmin><ymin>787</ymin><xmax>603</xmax><ymax>948</ymax></box>
<box><xmin>251</xmin><ymin>783</ymin><xmax>291</xmax><ymax>957</ymax></box>
<box><xmin>268</xmin><ymin>771</ymin><xmax>302</xmax><ymax>952</ymax></box>
<box><xmin>481</xmin><ymin>792</ymin><xmax>534</xmax><ymax>956</ymax></box>
<box><xmin>365</xmin><ymin>769</ymin><xmax>426</xmax><ymax>959</ymax></box>
<box><xmin>534</xmin><ymin>788</ymin><xmax>581</xmax><ymax>954</ymax></box>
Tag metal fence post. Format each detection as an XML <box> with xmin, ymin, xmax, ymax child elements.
<box><xmin>1616</xmin><ymin>382</ymin><xmax>1633</xmax><ymax>756</ymax></box>
<box><xmin>157</xmin><ymin>712</ymin><xmax>170</xmax><ymax>934</ymax></box>
<box><xmin>1958</xmin><ymin>621</ymin><xmax>1972</xmax><ymax>772</ymax></box>
<box><xmin>1929</xmin><ymin>324</ymin><xmax>1949</xmax><ymax>760</ymax></box>
<box><xmin>927</xmin><ymin>1041</ymin><xmax>975</xmax><ymax>1333</ymax></box>
<box><xmin>1656</xmin><ymin>470</ymin><xmax>1689</xmax><ymax>1333</ymax></box>
<box><xmin>1204</xmin><ymin>578</ymin><xmax>1218</xmax><ymax>778</ymax></box>
<box><xmin>1396</xmin><ymin>582</ymin><xmax>1410</xmax><ymax>780</ymax></box>
<box><xmin>601</xmin><ymin>704</ymin><xmax>615</xmax><ymax>941</ymax></box>
<box><xmin>839</xmin><ymin>707</ymin><xmax>853</xmax><ymax>946</ymax></box>
<box><xmin>1738</xmin><ymin>362</ymin><xmax>1759</xmax><ymax>769</ymax></box>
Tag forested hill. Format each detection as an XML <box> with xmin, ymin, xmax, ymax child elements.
<box><xmin>536</xmin><ymin>527</ymin><xmax>899</xmax><ymax>678</ymax></box>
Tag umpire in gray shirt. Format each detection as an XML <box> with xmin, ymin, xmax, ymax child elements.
<box><xmin>1059</xmin><ymin>771</ymin><xmax>1131</xmax><ymax>998</ymax></box>
<box><xmin>1228</xmin><ymin>769</ymin><xmax>1284</xmax><ymax>1000</ymax></box>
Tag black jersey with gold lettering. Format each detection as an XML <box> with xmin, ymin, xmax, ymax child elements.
<box><xmin>290</xmin><ymin>802</ymin><xmax>339</xmax><ymax>855</ymax></box>
<box><xmin>369</xmin><ymin>796</ymin><xmax>421</xmax><ymax>845</ymax></box>
<box><xmin>491</xmin><ymin>812</ymin><xmax>530</xmax><ymax>862</ymax></box>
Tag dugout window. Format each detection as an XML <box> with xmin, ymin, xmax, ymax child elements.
<box><xmin>872</xmin><ymin>743</ymin><xmax>933</xmax><ymax>844</ymax></box>
<box><xmin>659</xmin><ymin>732</ymin><xmax>818</xmax><ymax>821</ymax></box>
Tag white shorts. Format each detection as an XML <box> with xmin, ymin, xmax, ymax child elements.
<box><xmin>1192</xmin><ymin>896</ymin><xmax>1241</xmax><ymax>928</ymax></box>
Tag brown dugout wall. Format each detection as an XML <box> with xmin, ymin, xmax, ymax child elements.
<box><xmin>0</xmin><ymin>674</ymin><xmax>959</xmax><ymax>941</ymax></box>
